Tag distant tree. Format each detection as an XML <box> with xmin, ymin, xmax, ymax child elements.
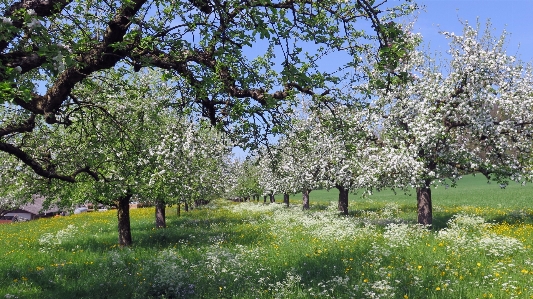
<box><xmin>259</xmin><ymin>102</ymin><xmax>418</xmax><ymax>213</ymax></box>
<box><xmin>227</xmin><ymin>158</ymin><xmax>263</xmax><ymax>202</ymax></box>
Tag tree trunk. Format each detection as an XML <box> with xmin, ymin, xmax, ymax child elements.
<box><xmin>302</xmin><ymin>189</ymin><xmax>310</xmax><ymax>210</ymax></box>
<box><xmin>283</xmin><ymin>193</ymin><xmax>289</xmax><ymax>207</ymax></box>
<box><xmin>269</xmin><ymin>194</ymin><xmax>275</xmax><ymax>203</ymax></box>
<box><xmin>263</xmin><ymin>195</ymin><xmax>267</xmax><ymax>203</ymax></box>
<box><xmin>416</xmin><ymin>183</ymin><xmax>432</xmax><ymax>226</ymax></box>
<box><xmin>155</xmin><ymin>199</ymin><xmax>166</xmax><ymax>228</ymax></box>
<box><xmin>337</xmin><ymin>185</ymin><xmax>349</xmax><ymax>215</ymax></box>
<box><xmin>116</xmin><ymin>193</ymin><xmax>133</xmax><ymax>246</ymax></box>
<box><xmin>184</xmin><ymin>201</ymin><xmax>189</xmax><ymax>212</ymax></box>
<box><xmin>177</xmin><ymin>203</ymin><xmax>180</xmax><ymax>217</ymax></box>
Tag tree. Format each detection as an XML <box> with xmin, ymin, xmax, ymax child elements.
<box><xmin>259</xmin><ymin>101</ymin><xmax>418</xmax><ymax>213</ymax></box>
<box><xmin>144</xmin><ymin>119</ymin><xmax>231</xmax><ymax>228</ymax></box>
<box><xmin>226</xmin><ymin>158</ymin><xmax>263</xmax><ymax>202</ymax></box>
<box><xmin>0</xmin><ymin>68</ymin><xmax>231</xmax><ymax>245</ymax></box>
<box><xmin>363</xmin><ymin>22</ymin><xmax>533</xmax><ymax>226</ymax></box>
<box><xmin>0</xmin><ymin>0</ymin><xmax>417</xmax><ymax>182</ymax></box>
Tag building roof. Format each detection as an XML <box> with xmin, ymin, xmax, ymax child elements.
<box><xmin>19</xmin><ymin>196</ymin><xmax>60</xmax><ymax>215</ymax></box>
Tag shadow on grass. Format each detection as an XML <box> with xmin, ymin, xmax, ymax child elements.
<box><xmin>132</xmin><ymin>214</ymin><xmax>264</xmax><ymax>249</ymax></box>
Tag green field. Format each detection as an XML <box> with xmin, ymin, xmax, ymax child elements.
<box><xmin>290</xmin><ymin>174</ymin><xmax>533</xmax><ymax>208</ymax></box>
<box><xmin>1</xmin><ymin>181</ymin><xmax>533</xmax><ymax>298</ymax></box>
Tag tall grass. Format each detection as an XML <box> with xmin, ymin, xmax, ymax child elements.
<box><xmin>1</xmin><ymin>197</ymin><xmax>532</xmax><ymax>298</ymax></box>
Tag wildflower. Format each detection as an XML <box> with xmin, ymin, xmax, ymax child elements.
<box><xmin>435</xmin><ymin>286</ymin><xmax>441</xmax><ymax>291</ymax></box>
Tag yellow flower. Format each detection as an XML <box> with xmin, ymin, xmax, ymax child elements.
<box><xmin>404</xmin><ymin>295</ymin><xmax>408</xmax><ymax>299</ymax></box>
<box><xmin>435</xmin><ymin>286</ymin><xmax>441</xmax><ymax>291</ymax></box>
<box><xmin>477</xmin><ymin>262</ymin><xmax>481</xmax><ymax>267</ymax></box>
<box><xmin>417</xmin><ymin>265</ymin><xmax>422</xmax><ymax>270</ymax></box>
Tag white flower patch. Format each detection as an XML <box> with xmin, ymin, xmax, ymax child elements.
<box><xmin>38</xmin><ymin>224</ymin><xmax>77</xmax><ymax>253</ymax></box>
<box><xmin>363</xmin><ymin>279</ymin><xmax>395</xmax><ymax>299</ymax></box>
<box><xmin>383</xmin><ymin>223</ymin><xmax>429</xmax><ymax>248</ymax></box>
<box><xmin>144</xmin><ymin>248</ymin><xmax>194</xmax><ymax>298</ymax></box>
<box><xmin>478</xmin><ymin>235</ymin><xmax>523</xmax><ymax>257</ymax></box>
<box><xmin>267</xmin><ymin>271</ymin><xmax>302</xmax><ymax>299</ymax></box>
<box><xmin>438</xmin><ymin>213</ymin><xmax>523</xmax><ymax>258</ymax></box>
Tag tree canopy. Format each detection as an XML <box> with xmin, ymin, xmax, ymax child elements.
<box><xmin>0</xmin><ymin>0</ymin><xmax>416</xmax><ymax>181</ymax></box>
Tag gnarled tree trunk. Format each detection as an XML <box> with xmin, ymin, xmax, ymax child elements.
<box><xmin>417</xmin><ymin>181</ymin><xmax>432</xmax><ymax>226</ymax></box>
<box><xmin>116</xmin><ymin>193</ymin><xmax>133</xmax><ymax>246</ymax></box>
<box><xmin>302</xmin><ymin>189</ymin><xmax>311</xmax><ymax>210</ymax></box>
<box><xmin>283</xmin><ymin>193</ymin><xmax>289</xmax><ymax>207</ymax></box>
<box><xmin>337</xmin><ymin>185</ymin><xmax>349</xmax><ymax>215</ymax></box>
<box><xmin>155</xmin><ymin>199</ymin><xmax>166</xmax><ymax>228</ymax></box>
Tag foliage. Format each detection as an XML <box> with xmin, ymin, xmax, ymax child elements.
<box><xmin>257</xmin><ymin>100</ymin><xmax>420</xmax><ymax>198</ymax></box>
<box><xmin>225</xmin><ymin>158</ymin><xmax>263</xmax><ymax>199</ymax></box>
<box><xmin>0</xmin><ymin>68</ymin><xmax>230</xmax><ymax>208</ymax></box>
<box><xmin>0</xmin><ymin>0</ymin><xmax>417</xmax><ymax>180</ymax></box>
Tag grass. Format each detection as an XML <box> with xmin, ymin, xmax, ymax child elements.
<box><xmin>1</xmin><ymin>184</ymin><xmax>533</xmax><ymax>298</ymax></box>
<box><xmin>290</xmin><ymin>174</ymin><xmax>533</xmax><ymax>208</ymax></box>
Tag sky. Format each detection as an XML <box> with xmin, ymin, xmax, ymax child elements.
<box><xmin>414</xmin><ymin>0</ymin><xmax>533</xmax><ymax>62</ymax></box>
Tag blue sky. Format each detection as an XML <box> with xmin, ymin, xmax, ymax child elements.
<box><xmin>414</xmin><ymin>0</ymin><xmax>533</xmax><ymax>61</ymax></box>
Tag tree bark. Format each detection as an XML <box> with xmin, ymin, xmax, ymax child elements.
<box><xmin>263</xmin><ymin>195</ymin><xmax>267</xmax><ymax>203</ymax></box>
<box><xmin>116</xmin><ymin>193</ymin><xmax>133</xmax><ymax>246</ymax></box>
<box><xmin>177</xmin><ymin>203</ymin><xmax>181</xmax><ymax>217</ymax></box>
<box><xmin>184</xmin><ymin>201</ymin><xmax>189</xmax><ymax>212</ymax></box>
<box><xmin>283</xmin><ymin>193</ymin><xmax>289</xmax><ymax>207</ymax></box>
<box><xmin>416</xmin><ymin>183</ymin><xmax>432</xmax><ymax>226</ymax></box>
<box><xmin>337</xmin><ymin>185</ymin><xmax>349</xmax><ymax>215</ymax></box>
<box><xmin>155</xmin><ymin>199</ymin><xmax>166</xmax><ymax>228</ymax></box>
<box><xmin>269</xmin><ymin>194</ymin><xmax>275</xmax><ymax>203</ymax></box>
<box><xmin>302</xmin><ymin>189</ymin><xmax>310</xmax><ymax>210</ymax></box>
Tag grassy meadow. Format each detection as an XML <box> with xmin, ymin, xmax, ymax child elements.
<box><xmin>1</xmin><ymin>175</ymin><xmax>532</xmax><ymax>299</ymax></box>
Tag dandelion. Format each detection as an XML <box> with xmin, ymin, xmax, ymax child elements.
<box><xmin>435</xmin><ymin>286</ymin><xmax>441</xmax><ymax>291</ymax></box>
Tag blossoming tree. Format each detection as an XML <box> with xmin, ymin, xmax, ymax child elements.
<box><xmin>0</xmin><ymin>69</ymin><xmax>231</xmax><ymax>245</ymax></box>
<box><xmin>363</xmin><ymin>23</ymin><xmax>533</xmax><ymax>225</ymax></box>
